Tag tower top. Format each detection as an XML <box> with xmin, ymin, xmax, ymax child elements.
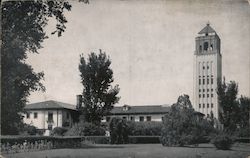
<box><xmin>198</xmin><ymin>23</ymin><xmax>216</xmax><ymax>35</ymax></box>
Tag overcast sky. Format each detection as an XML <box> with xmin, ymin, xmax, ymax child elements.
<box><xmin>27</xmin><ymin>0</ymin><xmax>250</xmax><ymax>106</ymax></box>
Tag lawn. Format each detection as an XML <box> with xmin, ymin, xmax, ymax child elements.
<box><xmin>3</xmin><ymin>143</ymin><xmax>250</xmax><ymax>158</ymax></box>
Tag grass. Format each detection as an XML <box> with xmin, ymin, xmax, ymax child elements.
<box><xmin>3</xmin><ymin>143</ymin><xmax>250</xmax><ymax>158</ymax></box>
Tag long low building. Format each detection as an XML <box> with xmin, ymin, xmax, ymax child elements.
<box><xmin>24</xmin><ymin>100</ymin><xmax>170</xmax><ymax>135</ymax></box>
<box><xmin>104</xmin><ymin>104</ymin><xmax>170</xmax><ymax>122</ymax></box>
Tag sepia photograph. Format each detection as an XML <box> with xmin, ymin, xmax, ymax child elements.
<box><xmin>1</xmin><ymin>0</ymin><xmax>250</xmax><ymax>157</ymax></box>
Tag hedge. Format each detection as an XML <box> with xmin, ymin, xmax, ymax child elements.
<box><xmin>0</xmin><ymin>135</ymin><xmax>161</xmax><ymax>145</ymax></box>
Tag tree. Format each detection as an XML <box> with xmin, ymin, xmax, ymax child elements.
<box><xmin>109</xmin><ymin>117</ymin><xmax>129</xmax><ymax>144</ymax></box>
<box><xmin>1</xmin><ymin>0</ymin><xmax>89</xmax><ymax>135</ymax></box>
<box><xmin>79</xmin><ymin>50</ymin><xmax>120</xmax><ymax>124</ymax></box>
<box><xmin>161</xmin><ymin>94</ymin><xmax>215</xmax><ymax>146</ymax></box>
<box><xmin>238</xmin><ymin>96</ymin><xmax>250</xmax><ymax>129</ymax></box>
<box><xmin>217</xmin><ymin>78</ymin><xmax>239</xmax><ymax>133</ymax></box>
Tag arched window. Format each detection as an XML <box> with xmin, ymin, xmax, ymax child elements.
<box><xmin>204</xmin><ymin>42</ymin><xmax>208</xmax><ymax>51</ymax></box>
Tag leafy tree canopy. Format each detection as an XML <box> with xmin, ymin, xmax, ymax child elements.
<box><xmin>79</xmin><ymin>50</ymin><xmax>120</xmax><ymax>124</ymax></box>
<box><xmin>1</xmin><ymin>0</ymin><xmax>88</xmax><ymax>135</ymax></box>
<box><xmin>161</xmin><ymin>94</ymin><xmax>215</xmax><ymax>146</ymax></box>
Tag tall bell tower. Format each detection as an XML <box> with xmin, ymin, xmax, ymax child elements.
<box><xmin>193</xmin><ymin>23</ymin><xmax>222</xmax><ymax>119</ymax></box>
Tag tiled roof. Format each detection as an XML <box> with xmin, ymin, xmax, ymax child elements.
<box><xmin>25</xmin><ymin>100</ymin><xmax>77</xmax><ymax>111</ymax></box>
<box><xmin>198</xmin><ymin>24</ymin><xmax>216</xmax><ymax>34</ymax></box>
<box><xmin>110</xmin><ymin>105</ymin><xmax>170</xmax><ymax>115</ymax></box>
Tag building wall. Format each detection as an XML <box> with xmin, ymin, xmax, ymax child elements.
<box><xmin>193</xmin><ymin>33</ymin><xmax>222</xmax><ymax>119</ymax></box>
<box><xmin>23</xmin><ymin>109</ymin><xmax>74</xmax><ymax>130</ymax></box>
<box><xmin>102</xmin><ymin>114</ymin><xmax>164</xmax><ymax>122</ymax></box>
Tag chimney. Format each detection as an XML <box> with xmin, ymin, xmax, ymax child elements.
<box><xmin>76</xmin><ymin>95</ymin><xmax>82</xmax><ymax>109</ymax></box>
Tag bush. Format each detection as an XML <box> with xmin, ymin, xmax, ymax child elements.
<box><xmin>127</xmin><ymin>121</ymin><xmax>162</xmax><ymax>136</ymax></box>
<box><xmin>211</xmin><ymin>133</ymin><xmax>234</xmax><ymax>150</ymax></box>
<box><xmin>65</xmin><ymin>122</ymin><xmax>106</xmax><ymax>136</ymax></box>
<box><xmin>19</xmin><ymin>124</ymin><xmax>37</xmax><ymax>135</ymax></box>
<box><xmin>109</xmin><ymin>117</ymin><xmax>129</xmax><ymax>144</ymax></box>
<box><xmin>51</xmin><ymin>127</ymin><xmax>68</xmax><ymax>136</ymax></box>
<box><xmin>161</xmin><ymin>95</ymin><xmax>216</xmax><ymax>147</ymax></box>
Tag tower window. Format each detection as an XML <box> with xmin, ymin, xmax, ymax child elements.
<box><xmin>207</xmin><ymin>94</ymin><xmax>209</xmax><ymax>97</ymax></box>
<box><xmin>199</xmin><ymin>104</ymin><xmax>201</xmax><ymax>108</ymax></box>
<box><xmin>210</xmin><ymin>44</ymin><xmax>213</xmax><ymax>50</ymax></box>
<box><xmin>203</xmin><ymin>89</ymin><xmax>205</xmax><ymax>92</ymax></box>
<box><xmin>203</xmin><ymin>79</ymin><xmax>205</xmax><ymax>85</ymax></box>
<box><xmin>203</xmin><ymin>94</ymin><xmax>205</xmax><ymax>98</ymax></box>
<box><xmin>199</xmin><ymin>89</ymin><xmax>201</xmax><ymax>92</ymax></box>
<box><xmin>207</xmin><ymin>89</ymin><xmax>209</xmax><ymax>92</ymax></box>
<box><xmin>203</xmin><ymin>66</ymin><xmax>205</xmax><ymax>69</ymax></box>
<box><xmin>207</xmin><ymin>104</ymin><xmax>209</xmax><ymax>108</ymax></box>
<box><xmin>207</xmin><ymin>79</ymin><xmax>209</xmax><ymax>84</ymax></box>
<box><xmin>211</xmin><ymin>94</ymin><xmax>214</xmax><ymax>97</ymax></box>
<box><xmin>199</xmin><ymin>79</ymin><xmax>201</xmax><ymax>85</ymax></box>
<box><xmin>199</xmin><ymin>94</ymin><xmax>201</xmax><ymax>98</ymax></box>
<box><xmin>211</xmin><ymin>78</ymin><xmax>214</xmax><ymax>84</ymax></box>
<box><xmin>204</xmin><ymin>42</ymin><xmax>208</xmax><ymax>51</ymax></box>
<box><xmin>211</xmin><ymin>88</ymin><xmax>213</xmax><ymax>92</ymax></box>
<box><xmin>211</xmin><ymin>103</ymin><xmax>214</xmax><ymax>108</ymax></box>
<box><xmin>207</xmin><ymin>66</ymin><xmax>209</xmax><ymax>69</ymax></box>
<box><xmin>203</xmin><ymin>104</ymin><xmax>205</xmax><ymax>108</ymax></box>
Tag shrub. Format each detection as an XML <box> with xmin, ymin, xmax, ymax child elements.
<box><xmin>65</xmin><ymin>122</ymin><xmax>106</xmax><ymax>136</ymax></box>
<box><xmin>212</xmin><ymin>133</ymin><xmax>234</xmax><ymax>150</ymax></box>
<box><xmin>161</xmin><ymin>95</ymin><xmax>216</xmax><ymax>146</ymax></box>
<box><xmin>127</xmin><ymin>121</ymin><xmax>162</xmax><ymax>136</ymax></box>
<box><xmin>109</xmin><ymin>117</ymin><xmax>129</xmax><ymax>144</ymax></box>
<box><xmin>51</xmin><ymin>127</ymin><xmax>68</xmax><ymax>136</ymax></box>
<box><xmin>19</xmin><ymin>124</ymin><xmax>37</xmax><ymax>135</ymax></box>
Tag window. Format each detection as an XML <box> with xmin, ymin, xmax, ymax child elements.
<box><xmin>48</xmin><ymin>112</ymin><xmax>53</xmax><ymax>122</ymax></box>
<box><xmin>210</xmin><ymin>44</ymin><xmax>213</xmax><ymax>50</ymax></box>
<box><xmin>207</xmin><ymin>66</ymin><xmax>209</xmax><ymax>69</ymax></box>
<box><xmin>203</xmin><ymin>94</ymin><xmax>205</xmax><ymax>98</ymax></box>
<box><xmin>146</xmin><ymin>116</ymin><xmax>151</xmax><ymax>122</ymax></box>
<box><xmin>122</xmin><ymin>117</ymin><xmax>127</xmax><ymax>120</ymax></box>
<box><xmin>204</xmin><ymin>42</ymin><xmax>208</xmax><ymax>51</ymax></box>
<box><xmin>207</xmin><ymin>79</ymin><xmax>209</xmax><ymax>84</ymax></box>
<box><xmin>199</xmin><ymin>104</ymin><xmax>201</xmax><ymax>108</ymax></box>
<box><xmin>203</xmin><ymin>66</ymin><xmax>205</xmax><ymax>69</ymax></box>
<box><xmin>106</xmin><ymin>117</ymin><xmax>111</xmax><ymax>122</ymax></box>
<box><xmin>207</xmin><ymin>89</ymin><xmax>209</xmax><ymax>92</ymax></box>
<box><xmin>211</xmin><ymin>78</ymin><xmax>213</xmax><ymax>84</ymax></box>
<box><xmin>203</xmin><ymin>89</ymin><xmax>205</xmax><ymax>92</ymax></box>
<box><xmin>207</xmin><ymin>94</ymin><xmax>209</xmax><ymax>97</ymax></box>
<box><xmin>199</xmin><ymin>89</ymin><xmax>201</xmax><ymax>92</ymax></box>
<box><xmin>207</xmin><ymin>104</ymin><xmax>209</xmax><ymax>108</ymax></box>
<box><xmin>139</xmin><ymin>116</ymin><xmax>144</xmax><ymax>122</ymax></box>
<box><xmin>211</xmin><ymin>94</ymin><xmax>214</xmax><ymax>98</ymax></box>
<box><xmin>26</xmin><ymin>113</ymin><xmax>30</xmax><ymax>119</ymax></box>
<box><xmin>199</xmin><ymin>79</ymin><xmax>201</xmax><ymax>85</ymax></box>
<box><xmin>211</xmin><ymin>88</ymin><xmax>213</xmax><ymax>92</ymax></box>
<box><xmin>67</xmin><ymin>112</ymin><xmax>70</xmax><ymax>119</ymax></box>
<box><xmin>203</xmin><ymin>79</ymin><xmax>205</xmax><ymax>85</ymax></box>
<box><xmin>211</xmin><ymin>103</ymin><xmax>214</xmax><ymax>108</ymax></box>
<box><xmin>48</xmin><ymin>124</ymin><xmax>53</xmax><ymax>130</ymax></box>
<box><xmin>203</xmin><ymin>104</ymin><xmax>205</xmax><ymax>108</ymax></box>
<box><xmin>130</xmin><ymin>116</ymin><xmax>135</xmax><ymax>121</ymax></box>
<box><xmin>199</xmin><ymin>94</ymin><xmax>201</xmax><ymax>98</ymax></box>
<box><xmin>34</xmin><ymin>112</ymin><xmax>38</xmax><ymax>119</ymax></box>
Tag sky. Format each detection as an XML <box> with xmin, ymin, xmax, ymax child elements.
<box><xmin>27</xmin><ymin>0</ymin><xmax>250</xmax><ymax>106</ymax></box>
